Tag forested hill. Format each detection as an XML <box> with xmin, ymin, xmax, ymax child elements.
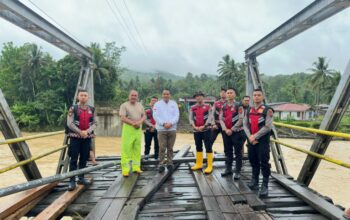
<box><xmin>120</xmin><ymin>69</ymin><xmax>183</xmax><ymax>82</ymax></box>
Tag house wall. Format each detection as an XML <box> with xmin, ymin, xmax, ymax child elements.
<box><xmin>275</xmin><ymin>111</ymin><xmax>314</xmax><ymax>121</ymax></box>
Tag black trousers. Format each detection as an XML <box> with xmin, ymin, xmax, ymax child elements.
<box><xmin>222</xmin><ymin>130</ymin><xmax>246</xmax><ymax>172</ymax></box>
<box><xmin>144</xmin><ymin>129</ymin><xmax>159</xmax><ymax>159</ymax></box>
<box><xmin>69</xmin><ymin>137</ymin><xmax>91</xmax><ymax>180</ymax></box>
<box><xmin>194</xmin><ymin>129</ymin><xmax>212</xmax><ymax>153</ymax></box>
<box><xmin>211</xmin><ymin>124</ymin><xmax>223</xmax><ymax>146</ymax></box>
<box><xmin>248</xmin><ymin>136</ymin><xmax>271</xmax><ymax>178</ymax></box>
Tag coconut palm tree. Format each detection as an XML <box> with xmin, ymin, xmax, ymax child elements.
<box><xmin>21</xmin><ymin>44</ymin><xmax>45</xmax><ymax>100</ymax></box>
<box><xmin>324</xmin><ymin>71</ymin><xmax>341</xmax><ymax>102</ymax></box>
<box><xmin>217</xmin><ymin>55</ymin><xmax>239</xmax><ymax>89</ymax></box>
<box><xmin>89</xmin><ymin>43</ymin><xmax>110</xmax><ymax>84</ymax></box>
<box><xmin>308</xmin><ymin>57</ymin><xmax>335</xmax><ymax>105</ymax></box>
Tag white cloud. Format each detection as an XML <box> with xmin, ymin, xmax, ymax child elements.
<box><xmin>0</xmin><ymin>0</ymin><xmax>349</xmax><ymax>76</ymax></box>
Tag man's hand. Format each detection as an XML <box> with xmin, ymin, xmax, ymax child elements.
<box><xmin>198</xmin><ymin>126</ymin><xmax>205</xmax><ymax>132</ymax></box>
<box><xmin>132</xmin><ymin>121</ymin><xmax>140</xmax><ymax>129</ymax></box>
<box><xmin>80</xmin><ymin>130</ymin><xmax>88</xmax><ymax>138</ymax></box>
<box><xmin>133</xmin><ymin>123</ymin><xmax>140</xmax><ymax>129</ymax></box>
<box><xmin>149</xmin><ymin>126</ymin><xmax>155</xmax><ymax>132</ymax></box>
<box><xmin>212</xmin><ymin>124</ymin><xmax>217</xmax><ymax>130</ymax></box>
<box><xmin>164</xmin><ymin>123</ymin><xmax>172</xmax><ymax>129</ymax></box>
<box><xmin>249</xmin><ymin>135</ymin><xmax>256</xmax><ymax>143</ymax></box>
<box><xmin>225</xmin><ymin>129</ymin><xmax>232</xmax><ymax>136</ymax></box>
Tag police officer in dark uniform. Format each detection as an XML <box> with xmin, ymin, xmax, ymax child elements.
<box><xmin>243</xmin><ymin>88</ymin><xmax>274</xmax><ymax>197</ymax></box>
<box><xmin>189</xmin><ymin>92</ymin><xmax>213</xmax><ymax>174</ymax></box>
<box><xmin>67</xmin><ymin>89</ymin><xmax>97</xmax><ymax>191</ymax></box>
<box><xmin>241</xmin><ymin>96</ymin><xmax>250</xmax><ymax>114</ymax></box>
<box><xmin>211</xmin><ymin>88</ymin><xmax>226</xmax><ymax>146</ymax></box>
<box><xmin>219</xmin><ymin>88</ymin><xmax>245</xmax><ymax>179</ymax></box>
<box><xmin>143</xmin><ymin>96</ymin><xmax>159</xmax><ymax>160</ymax></box>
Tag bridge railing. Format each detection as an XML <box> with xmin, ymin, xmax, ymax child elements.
<box><xmin>0</xmin><ymin>131</ymin><xmax>66</xmax><ymax>174</ymax></box>
<box><xmin>272</xmin><ymin>122</ymin><xmax>350</xmax><ymax>168</ymax></box>
<box><xmin>0</xmin><ymin>130</ymin><xmax>64</xmax><ymax>145</ymax></box>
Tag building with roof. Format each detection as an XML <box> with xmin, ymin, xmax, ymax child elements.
<box><xmin>269</xmin><ymin>103</ymin><xmax>315</xmax><ymax>121</ymax></box>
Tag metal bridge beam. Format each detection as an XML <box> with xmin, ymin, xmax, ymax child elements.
<box><xmin>0</xmin><ymin>89</ymin><xmax>42</xmax><ymax>180</ymax></box>
<box><xmin>298</xmin><ymin>59</ymin><xmax>350</xmax><ymax>185</ymax></box>
<box><xmin>245</xmin><ymin>0</ymin><xmax>350</xmax><ymax>58</ymax></box>
<box><xmin>0</xmin><ymin>0</ymin><xmax>92</xmax><ymax>60</ymax></box>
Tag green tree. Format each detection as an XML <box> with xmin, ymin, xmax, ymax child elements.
<box><xmin>308</xmin><ymin>57</ymin><xmax>335</xmax><ymax>105</ymax></box>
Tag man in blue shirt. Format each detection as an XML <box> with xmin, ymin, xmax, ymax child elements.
<box><xmin>153</xmin><ymin>89</ymin><xmax>180</xmax><ymax>173</ymax></box>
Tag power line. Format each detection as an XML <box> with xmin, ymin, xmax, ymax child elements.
<box><xmin>25</xmin><ymin>0</ymin><xmax>81</xmax><ymax>43</ymax></box>
<box><xmin>105</xmin><ymin>0</ymin><xmax>139</xmax><ymax>50</ymax></box>
<box><xmin>110</xmin><ymin>0</ymin><xmax>145</xmax><ymax>54</ymax></box>
<box><xmin>121</xmin><ymin>0</ymin><xmax>148</xmax><ymax>53</ymax></box>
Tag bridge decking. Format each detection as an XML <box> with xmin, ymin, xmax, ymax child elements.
<box><xmin>26</xmin><ymin>150</ymin><xmax>343</xmax><ymax>219</ymax></box>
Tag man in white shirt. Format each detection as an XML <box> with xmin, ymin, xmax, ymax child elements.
<box><xmin>153</xmin><ymin>89</ymin><xmax>180</xmax><ymax>173</ymax></box>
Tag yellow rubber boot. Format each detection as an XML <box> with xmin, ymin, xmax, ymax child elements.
<box><xmin>191</xmin><ymin>152</ymin><xmax>203</xmax><ymax>170</ymax></box>
<box><xmin>204</xmin><ymin>153</ymin><xmax>214</xmax><ymax>174</ymax></box>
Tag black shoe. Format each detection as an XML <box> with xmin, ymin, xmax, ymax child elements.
<box><xmin>234</xmin><ymin>172</ymin><xmax>241</xmax><ymax>180</ymax></box>
<box><xmin>248</xmin><ymin>177</ymin><xmax>259</xmax><ymax>190</ymax></box>
<box><xmin>159</xmin><ymin>165</ymin><xmax>165</xmax><ymax>173</ymax></box>
<box><xmin>68</xmin><ymin>180</ymin><xmax>76</xmax><ymax>191</ymax></box>
<box><xmin>77</xmin><ymin>178</ymin><xmax>91</xmax><ymax>186</ymax></box>
<box><xmin>258</xmin><ymin>184</ymin><xmax>268</xmax><ymax>197</ymax></box>
<box><xmin>167</xmin><ymin>164</ymin><xmax>174</xmax><ymax>172</ymax></box>
<box><xmin>144</xmin><ymin>154</ymin><xmax>150</xmax><ymax>160</ymax></box>
<box><xmin>221</xmin><ymin>166</ymin><xmax>233</xmax><ymax>177</ymax></box>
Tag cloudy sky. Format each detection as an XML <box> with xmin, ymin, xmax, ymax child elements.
<box><xmin>1</xmin><ymin>0</ymin><xmax>350</xmax><ymax>76</ymax></box>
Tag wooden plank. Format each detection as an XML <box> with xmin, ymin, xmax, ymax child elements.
<box><xmin>118</xmin><ymin>146</ymin><xmax>191</xmax><ymax>220</ymax></box>
<box><xmin>235</xmin><ymin>204</ymin><xmax>254</xmax><ymax>214</ymax></box>
<box><xmin>0</xmin><ymin>182</ymin><xmax>57</xmax><ymax>219</ymax></box>
<box><xmin>263</xmin><ymin>197</ymin><xmax>306</xmax><ymax>208</ymax></box>
<box><xmin>267</xmin><ymin>206</ymin><xmax>316</xmax><ymax>214</ymax></box>
<box><xmin>203</xmin><ymin>197</ymin><xmax>221</xmax><ymax>212</ymax></box>
<box><xmin>243</xmin><ymin>194</ymin><xmax>266</xmax><ymax>211</ymax></box>
<box><xmin>224</xmin><ymin>213</ymin><xmax>243</xmax><ymax>220</ymax></box>
<box><xmin>205</xmin><ymin>175</ymin><xmax>227</xmax><ymax>196</ymax></box>
<box><xmin>190</xmin><ymin>165</ymin><xmax>236</xmax><ymax>220</ymax></box>
<box><xmin>272</xmin><ymin>173</ymin><xmax>344</xmax><ymax>219</ymax></box>
<box><xmin>85</xmin><ymin>174</ymin><xmax>138</xmax><ymax>220</ymax></box>
<box><xmin>240</xmin><ymin>212</ymin><xmax>269</xmax><ymax>220</ymax></box>
<box><xmin>207</xmin><ymin>211</ymin><xmax>225</xmax><ymax>220</ymax></box>
<box><xmin>216</xmin><ymin>196</ymin><xmax>238</xmax><ymax>213</ymax></box>
<box><xmin>212</xmin><ymin>170</ymin><xmax>247</xmax><ymax>203</ymax></box>
<box><xmin>191</xmin><ymin>169</ymin><xmax>214</xmax><ymax>197</ymax></box>
<box><xmin>101</xmin><ymin>198</ymin><xmax>129</xmax><ymax>220</ymax></box>
<box><xmin>34</xmin><ymin>178</ymin><xmax>91</xmax><ymax>220</ymax></box>
<box><xmin>4</xmin><ymin>192</ymin><xmax>49</xmax><ymax>220</ymax></box>
<box><xmin>103</xmin><ymin>174</ymin><xmax>138</xmax><ymax>198</ymax></box>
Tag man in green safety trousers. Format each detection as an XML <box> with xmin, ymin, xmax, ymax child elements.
<box><xmin>119</xmin><ymin>90</ymin><xmax>146</xmax><ymax>177</ymax></box>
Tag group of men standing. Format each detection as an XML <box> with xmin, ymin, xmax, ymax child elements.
<box><xmin>66</xmin><ymin>87</ymin><xmax>274</xmax><ymax>197</ymax></box>
<box><xmin>188</xmin><ymin>87</ymin><xmax>274</xmax><ymax>197</ymax></box>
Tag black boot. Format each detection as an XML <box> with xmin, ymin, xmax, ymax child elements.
<box><xmin>159</xmin><ymin>165</ymin><xmax>165</xmax><ymax>173</ymax></box>
<box><xmin>167</xmin><ymin>164</ymin><xmax>174</xmax><ymax>172</ymax></box>
<box><xmin>68</xmin><ymin>177</ymin><xmax>76</xmax><ymax>191</ymax></box>
<box><xmin>259</xmin><ymin>177</ymin><xmax>269</xmax><ymax>197</ymax></box>
<box><xmin>247</xmin><ymin>176</ymin><xmax>259</xmax><ymax>190</ymax></box>
<box><xmin>234</xmin><ymin>171</ymin><xmax>241</xmax><ymax>180</ymax></box>
<box><xmin>77</xmin><ymin>176</ymin><xmax>91</xmax><ymax>186</ymax></box>
<box><xmin>221</xmin><ymin>163</ymin><xmax>233</xmax><ymax>177</ymax></box>
<box><xmin>234</xmin><ymin>164</ymin><xmax>241</xmax><ymax>180</ymax></box>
